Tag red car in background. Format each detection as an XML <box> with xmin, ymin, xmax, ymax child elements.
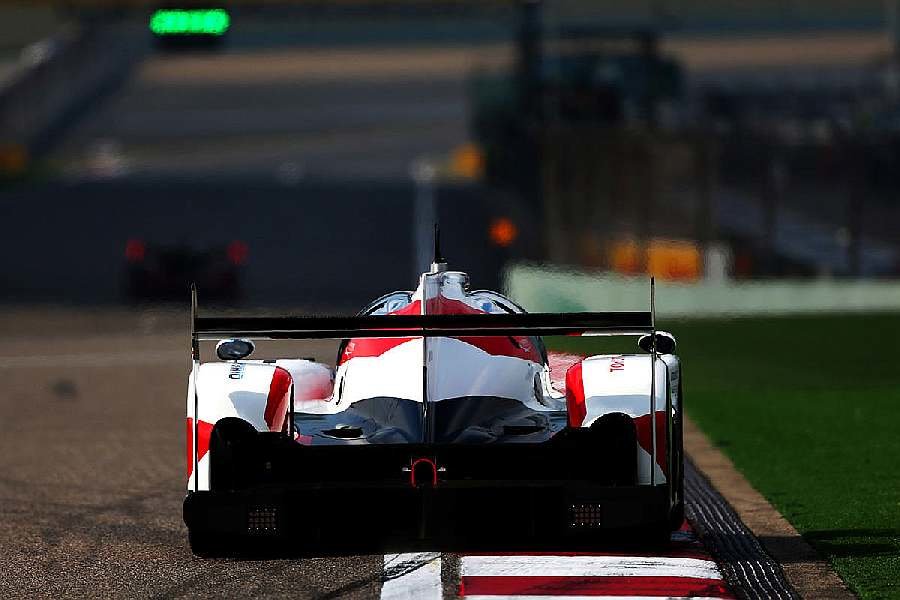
<box><xmin>123</xmin><ymin>238</ymin><xmax>247</xmax><ymax>303</ymax></box>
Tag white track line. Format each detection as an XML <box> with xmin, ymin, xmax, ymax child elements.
<box><xmin>462</xmin><ymin>555</ymin><xmax>721</xmax><ymax>580</ymax></box>
<box><xmin>0</xmin><ymin>350</ymin><xmax>185</xmax><ymax>369</ymax></box>
<box><xmin>381</xmin><ymin>552</ymin><xmax>442</xmax><ymax>600</ymax></box>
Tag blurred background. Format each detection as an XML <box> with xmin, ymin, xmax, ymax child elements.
<box><xmin>2</xmin><ymin>0</ymin><xmax>900</xmax><ymax>313</ymax></box>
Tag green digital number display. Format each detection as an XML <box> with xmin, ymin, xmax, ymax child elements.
<box><xmin>150</xmin><ymin>8</ymin><xmax>231</xmax><ymax>36</ymax></box>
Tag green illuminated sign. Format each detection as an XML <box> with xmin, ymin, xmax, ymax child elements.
<box><xmin>150</xmin><ymin>8</ymin><xmax>230</xmax><ymax>36</ymax></box>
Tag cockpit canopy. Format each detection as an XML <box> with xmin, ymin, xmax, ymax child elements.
<box><xmin>359</xmin><ymin>273</ymin><xmax>529</xmax><ymax>317</ymax></box>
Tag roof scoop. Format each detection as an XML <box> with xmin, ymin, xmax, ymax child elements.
<box><xmin>430</xmin><ymin>223</ymin><xmax>447</xmax><ymax>273</ymax></box>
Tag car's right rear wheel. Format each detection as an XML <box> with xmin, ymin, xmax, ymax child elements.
<box><xmin>669</xmin><ymin>499</ymin><xmax>685</xmax><ymax>530</ymax></box>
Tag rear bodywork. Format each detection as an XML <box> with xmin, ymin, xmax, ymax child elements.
<box><xmin>183</xmin><ymin>269</ymin><xmax>682</xmax><ymax>554</ymax></box>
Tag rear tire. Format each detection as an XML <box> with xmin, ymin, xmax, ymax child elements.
<box><xmin>209</xmin><ymin>417</ymin><xmax>257</xmax><ymax>491</ymax></box>
<box><xmin>588</xmin><ymin>412</ymin><xmax>638</xmax><ymax>485</ymax></box>
<box><xmin>188</xmin><ymin>529</ymin><xmax>232</xmax><ymax>558</ymax></box>
<box><xmin>641</xmin><ymin>522</ymin><xmax>674</xmax><ymax>548</ymax></box>
<box><xmin>669</xmin><ymin>499</ymin><xmax>685</xmax><ymax>531</ymax></box>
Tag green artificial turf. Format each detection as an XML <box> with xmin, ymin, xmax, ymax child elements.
<box><xmin>548</xmin><ymin>314</ymin><xmax>900</xmax><ymax>599</ymax></box>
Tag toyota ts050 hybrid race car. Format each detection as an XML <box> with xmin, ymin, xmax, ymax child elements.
<box><xmin>183</xmin><ymin>256</ymin><xmax>683</xmax><ymax>556</ymax></box>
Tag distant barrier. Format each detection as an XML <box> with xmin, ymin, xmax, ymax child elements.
<box><xmin>0</xmin><ymin>20</ymin><xmax>145</xmax><ymax>176</ymax></box>
<box><xmin>505</xmin><ymin>263</ymin><xmax>900</xmax><ymax>317</ymax></box>
<box><xmin>0</xmin><ymin>179</ymin><xmax>505</xmax><ymax>309</ymax></box>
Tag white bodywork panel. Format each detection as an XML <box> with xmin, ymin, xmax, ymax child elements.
<box><xmin>576</xmin><ymin>354</ymin><xmax>679</xmax><ymax>485</ymax></box>
<box><xmin>189</xmin><ymin>362</ymin><xmax>278</xmax><ymax>431</ymax></box>
<box><xmin>335</xmin><ymin>339</ymin><xmax>423</xmax><ymax>405</ymax></box>
<box><xmin>581</xmin><ymin>355</ymin><xmax>668</xmax><ymax>425</ymax></box>
<box><xmin>278</xmin><ymin>359</ymin><xmax>333</xmax><ymax>402</ymax></box>
<box><xmin>330</xmin><ymin>336</ymin><xmax>546</xmax><ymax>410</ymax></box>
<box><xmin>427</xmin><ymin>336</ymin><xmax>546</xmax><ymax>410</ymax></box>
<box><xmin>187</xmin><ymin>359</ymin><xmax>332</xmax><ymax>490</ymax></box>
<box><xmin>186</xmin><ymin>362</ymin><xmax>277</xmax><ymax>491</ymax></box>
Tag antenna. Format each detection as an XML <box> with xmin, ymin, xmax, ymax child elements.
<box><xmin>190</xmin><ymin>282</ymin><xmax>199</xmax><ymax>359</ymax></box>
<box><xmin>433</xmin><ymin>223</ymin><xmax>444</xmax><ymax>264</ymax></box>
<box><xmin>430</xmin><ymin>223</ymin><xmax>447</xmax><ymax>273</ymax></box>
<box><xmin>649</xmin><ymin>276</ymin><xmax>657</xmax><ymax>487</ymax></box>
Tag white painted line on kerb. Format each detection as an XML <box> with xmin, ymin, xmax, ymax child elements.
<box><xmin>462</xmin><ymin>555</ymin><xmax>721</xmax><ymax>580</ymax></box>
<box><xmin>381</xmin><ymin>552</ymin><xmax>442</xmax><ymax>600</ymax></box>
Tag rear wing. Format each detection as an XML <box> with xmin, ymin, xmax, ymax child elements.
<box><xmin>192</xmin><ymin>311</ymin><xmax>654</xmax><ymax>341</ymax></box>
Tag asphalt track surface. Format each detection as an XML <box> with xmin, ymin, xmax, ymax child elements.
<box><xmin>0</xmin><ymin>311</ymin><xmax>791</xmax><ymax>599</ymax></box>
<box><xmin>0</xmin><ymin>313</ymin><xmax>382</xmax><ymax>598</ymax></box>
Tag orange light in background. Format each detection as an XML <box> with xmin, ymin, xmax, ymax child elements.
<box><xmin>647</xmin><ymin>239</ymin><xmax>702</xmax><ymax>281</ymax></box>
<box><xmin>451</xmin><ymin>143</ymin><xmax>485</xmax><ymax>180</ymax></box>
<box><xmin>227</xmin><ymin>240</ymin><xmax>249</xmax><ymax>265</ymax></box>
<box><xmin>125</xmin><ymin>238</ymin><xmax>146</xmax><ymax>262</ymax></box>
<box><xmin>609</xmin><ymin>238</ymin><xmax>702</xmax><ymax>281</ymax></box>
<box><xmin>0</xmin><ymin>143</ymin><xmax>28</xmax><ymax>176</ymax></box>
<box><xmin>609</xmin><ymin>239</ymin><xmax>641</xmax><ymax>275</ymax></box>
<box><xmin>489</xmin><ymin>217</ymin><xmax>518</xmax><ymax>247</ymax></box>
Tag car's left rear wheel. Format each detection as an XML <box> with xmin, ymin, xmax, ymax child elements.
<box><xmin>188</xmin><ymin>529</ymin><xmax>238</xmax><ymax>558</ymax></box>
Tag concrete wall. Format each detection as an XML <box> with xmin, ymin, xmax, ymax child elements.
<box><xmin>0</xmin><ymin>6</ymin><xmax>63</xmax><ymax>55</ymax></box>
<box><xmin>505</xmin><ymin>264</ymin><xmax>900</xmax><ymax>317</ymax></box>
<box><xmin>0</xmin><ymin>178</ymin><xmax>507</xmax><ymax>311</ymax></box>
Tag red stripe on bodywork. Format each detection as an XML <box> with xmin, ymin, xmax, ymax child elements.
<box><xmin>426</xmin><ymin>296</ymin><xmax>542</xmax><ymax>362</ymax></box>
<box><xmin>460</xmin><ymin>575</ymin><xmax>733</xmax><ymax>597</ymax></box>
<box><xmin>337</xmin><ymin>300</ymin><xmax>422</xmax><ymax>365</ymax></box>
<box><xmin>565</xmin><ymin>361</ymin><xmax>586</xmax><ymax>428</ymax></box>
<box><xmin>338</xmin><ymin>336</ymin><xmax>414</xmax><ymax>364</ymax></box>
<box><xmin>634</xmin><ymin>410</ymin><xmax>668</xmax><ymax>475</ymax></box>
<box><xmin>338</xmin><ymin>296</ymin><xmax>543</xmax><ymax>364</ymax></box>
<box><xmin>548</xmin><ymin>351</ymin><xmax>585</xmax><ymax>392</ymax></box>
<box><xmin>455</xmin><ymin>334</ymin><xmax>542</xmax><ymax>362</ymax></box>
<box><xmin>264</xmin><ymin>366</ymin><xmax>292</xmax><ymax>432</ymax></box>
<box><xmin>186</xmin><ymin>417</ymin><xmax>214</xmax><ymax>477</ymax></box>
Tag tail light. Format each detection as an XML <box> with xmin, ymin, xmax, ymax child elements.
<box><xmin>227</xmin><ymin>240</ymin><xmax>248</xmax><ymax>265</ymax></box>
<box><xmin>125</xmin><ymin>238</ymin><xmax>146</xmax><ymax>262</ymax></box>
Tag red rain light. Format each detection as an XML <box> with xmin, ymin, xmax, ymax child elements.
<box><xmin>227</xmin><ymin>240</ymin><xmax>248</xmax><ymax>265</ymax></box>
<box><xmin>409</xmin><ymin>457</ymin><xmax>438</xmax><ymax>488</ymax></box>
<box><xmin>125</xmin><ymin>239</ymin><xmax>146</xmax><ymax>262</ymax></box>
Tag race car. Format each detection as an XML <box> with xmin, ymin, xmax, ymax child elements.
<box><xmin>183</xmin><ymin>253</ymin><xmax>683</xmax><ymax>556</ymax></box>
<box><xmin>123</xmin><ymin>239</ymin><xmax>245</xmax><ymax>303</ymax></box>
